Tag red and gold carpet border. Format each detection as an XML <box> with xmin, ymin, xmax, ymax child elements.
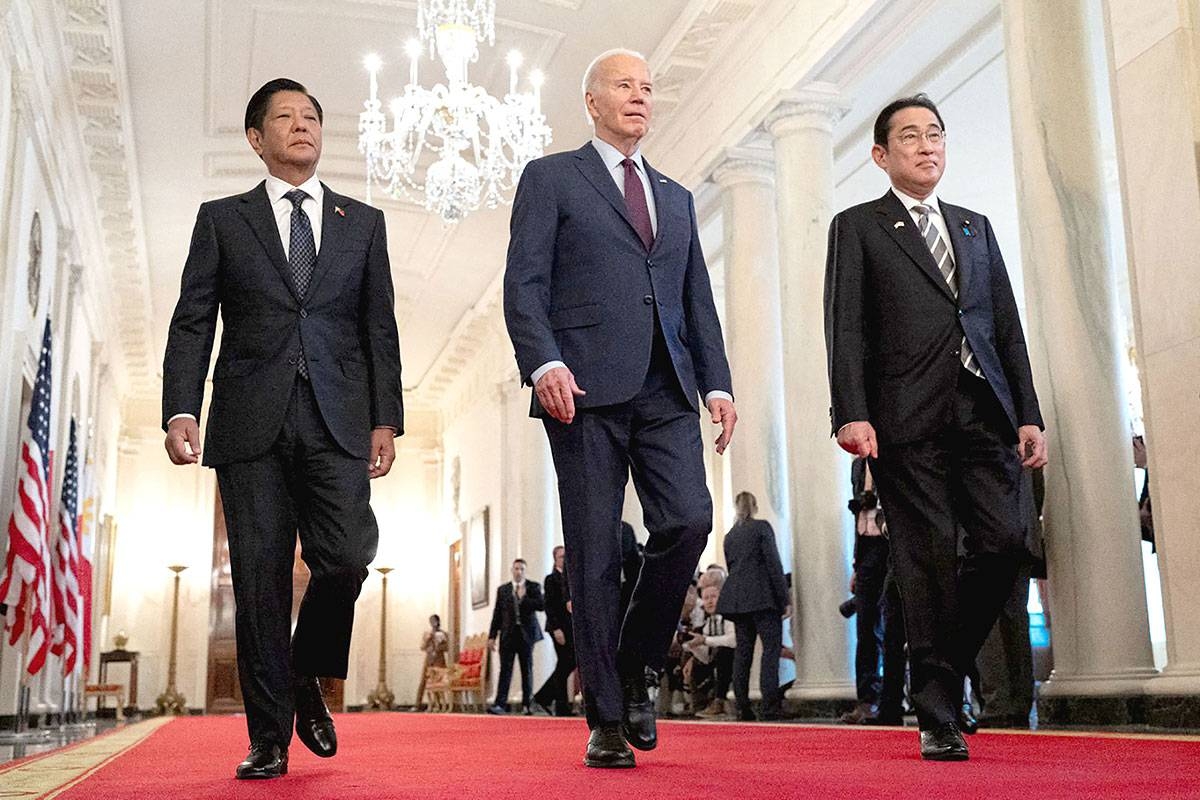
<box><xmin>1</xmin><ymin>716</ymin><xmax>174</xmax><ymax>799</ymax></box>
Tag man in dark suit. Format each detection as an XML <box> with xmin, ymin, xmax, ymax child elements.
<box><xmin>503</xmin><ymin>48</ymin><xmax>736</xmax><ymax>768</ymax></box>
<box><xmin>534</xmin><ymin>545</ymin><xmax>575</xmax><ymax>715</ymax></box>
<box><xmin>487</xmin><ymin>558</ymin><xmax>545</xmax><ymax>714</ymax></box>
<box><xmin>824</xmin><ymin>94</ymin><xmax>1047</xmax><ymax>761</ymax></box>
<box><xmin>717</xmin><ymin>491</ymin><xmax>790</xmax><ymax>721</ymax></box>
<box><xmin>162</xmin><ymin>79</ymin><xmax>403</xmax><ymax>779</ymax></box>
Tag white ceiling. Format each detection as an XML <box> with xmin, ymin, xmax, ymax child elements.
<box><xmin>119</xmin><ymin>0</ymin><xmax>697</xmax><ymax>392</ymax></box>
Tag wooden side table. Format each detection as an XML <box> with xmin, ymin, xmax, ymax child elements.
<box><xmin>98</xmin><ymin>649</ymin><xmax>139</xmax><ymax>718</ymax></box>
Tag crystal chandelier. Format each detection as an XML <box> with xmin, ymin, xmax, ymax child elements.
<box><xmin>359</xmin><ymin>0</ymin><xmax>552</xmax><ymax>223</ymax></box>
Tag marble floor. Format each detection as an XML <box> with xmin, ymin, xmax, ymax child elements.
<box><xmin>0</xmin><ymin>717</ymin><xmax>124</xmax><ymax>765</ymax></box>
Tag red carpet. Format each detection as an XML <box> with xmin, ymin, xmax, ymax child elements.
<box><xmin>49</xmin><ymin>713</ymin><xmax>1200</xmax><ymax>799</ymax></box>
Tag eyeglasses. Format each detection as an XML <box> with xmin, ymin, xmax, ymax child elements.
<box><xmin>892</xmin><ymin>129</ymin><xmax>946</xmax><ymax>148</ymax></box>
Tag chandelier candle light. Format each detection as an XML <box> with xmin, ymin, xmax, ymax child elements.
<box><xmin>359</xmin><ymin>0</ymin><xmax>552</xmax><ymax>222</ymax></box>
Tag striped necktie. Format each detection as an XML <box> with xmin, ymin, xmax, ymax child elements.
<box><xmin>914</xmin><ymin>204</ymin><xmax>981</xmax><ymax>377</ymax></box>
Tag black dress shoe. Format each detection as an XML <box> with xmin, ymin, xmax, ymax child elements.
<box><xmin>584</xmin><ymin>724</ymin><xmax>636</xmax><ymax>768</ymax></box>
<box><xmin>294</xmin><ymin>676</ymin><xmax>337</xmax><ymax>758</ymax></box>
<box><xmin>958</xmin><ymin>704</ymin><xmax>979</xmax><ymax>735</ymax></box>
<box><xmin>919</xmin><ymin>722</ymin><xmax>970</xmax><ymax>761</ymax></box>
<box><xmin>620</xmin><ymin>666</ymin><xmax>657</xmax><ymax>751</ymax></box>
<box><xmin>486</xmin><ymin>704</ymin><xmax>508</xmax><ymax>715</ymax></box>
<box><xmin>235</xmin><ymin>742</ymin><xmax>288</xmax><ymax>779</ymax></box>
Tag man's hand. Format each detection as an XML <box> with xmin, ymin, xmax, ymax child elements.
<box><xmin>837</xmin><ymin>421</ymin><xmax>878</xmax><ymax>458</ymax></box>
<box><xmin>708</xmin><ymin>397</ymin><xmax>738</xmax><ymax>455</ymax></box>
<box><xmin>164</xmin><ymin>417</ymin><xmax>202</xmax><ymax>465</ymax></box>
<box><xmin>782</xmin><ymin>604</ymin><xmax>793</xmax><ymax>620</ymax></box>
<box><xmin>553</xmin><ymin>629</ymin><xmax>566</xmax><ymax>646</ymax></box>
<box><xmin>691</xmin><ymin>632</ymin><xmax>707</xmax><ymax>646</ymax></box>
<box><xmin>535</xmin><ymin>366</ymin><xmax>586</xmax><ymax>424</ymax></box>
<box><xmin>1018</xmin><ymin>425</ymin><xmax>1048</xmax><ymax>469</ymax></box>
<box><xmin>488</xmin><ymin>637</ymin><xmax>498</xmax><ymax>651</ymax></box>
<box><xmin>368</xmin><ymin>427</ymin><xmax>396</xmax><ymax>479</ymax></box>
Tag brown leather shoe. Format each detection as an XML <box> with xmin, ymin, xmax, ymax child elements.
<box><xmin>235</xmin><ymin>742</ymin><xmax>288</xmax><ymax>779</ymax></box>
<box><xmin>584</xmin><ymin>724</ymin><xmax>636</xmax><ymax>768</ymax></box>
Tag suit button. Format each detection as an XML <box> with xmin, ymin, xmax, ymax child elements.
<box><xmin>957</xmin><ymin>309</ymin><xmax>964</xmax><ymax>317</ymax></box>
<box><xmin>646</xmin><ymin>259</ymin><xmax>655</xmax><ymax>268</ymax></box>
<box><xmin>287</xmin><ymin>357</ymin><xmax>297</xmax><ymax>365</ymax></box>
<box><xmin>643</xmin><ymin>295</ymin><xmax>654</xmax><ymax>305</ymax></box>
<box><xmin>300</xmin><ymin>309</ymin><xmax>308</xmax><ymax>319</ymax></box>
<box><xmin>952</xmin><ymin>349</ymin><xmax>960</xmax><ymax>356</ymax></box>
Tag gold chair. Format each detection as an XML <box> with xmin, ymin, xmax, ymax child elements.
<box><xmin>446</xmin><ymin>633</ymin><xmax>490</xmax><ymax>712</ymax></box>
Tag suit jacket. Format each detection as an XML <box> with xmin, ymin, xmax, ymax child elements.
<box><xmin>161</xmin><ymin>181</ymin><xmax>404</xmax><ymax>465</ymax></box>
<box><xmin>717</xmin><ymin>519</ymin><xmax>789</xmax><ymax>616</ymax></box>
<box><xmin>503</xmin><ymin>142</ymin><xmax>732</xmax><ymax>416</ymax></box>
<box><xmin>543</xmin><ymin>569</ymin><xmax>571</xmax><ymax>636</ymax></box>
<box><xmin>489</xmin><ymin>580</ymin><xmax>545</xmax><ymax>646</ymax></box>
<box><xmin>824</xmin><ymin>190</ymin><xmax>1042</xmax><ymax>446</ymax></box>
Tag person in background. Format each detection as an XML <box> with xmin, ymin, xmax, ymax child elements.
<box><xmin>487</xmin><ymin>558</ymin><xmax>545</xmax><ymax>715</ymax></box>
<box><xmin>684</xmin><ymin>583</ymin><xmax>736</xmax><ymax>718</ymax></box>
<box><xmin>416</xmin><ymin>614</ymin><xmax>449</xmax><ymax>710</ymax></box>
<box><xmin>534</xmin><ymin>546</ymin><xmax>576</xmax><ymax>716</ymax></box>
<box><xmin>717</xmin><ymin>491</ymin><xmax>790</xmax><ymax>721</ymax></box>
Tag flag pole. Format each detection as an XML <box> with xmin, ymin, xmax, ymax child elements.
<box><xmin>0</xmin><ymin>629</ymin><xmax>52</xmax><ymax>742</ymax></box>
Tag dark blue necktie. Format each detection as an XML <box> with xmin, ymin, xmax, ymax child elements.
<box><xmin>285</xmin><ymin>189</ymin><xmax>314</xmax><ymax>377</ymax></box>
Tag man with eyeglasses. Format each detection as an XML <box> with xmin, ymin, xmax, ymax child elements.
<box><xmin>823</xmin><ymin>93</ymin><xmax>1047</xmax><ymax>762</ymax></box>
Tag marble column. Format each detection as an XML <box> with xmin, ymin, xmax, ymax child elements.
<box><xmin>1002</xmin><ymin>0</ymin><xmax>1158</xmax><ymax>706</ymax></box>
<box><xmin>711</xmin><ymin>148</ymin><xmax>791</xmax><ymax>572</ymax></box>
<box><xmin>1102</xmin><ymin>0</ymin><xmax>1200</xmax><ymax>705</ymax></box>
<box><xmin>766</xmin><ymin>85</ymin><xmax>855</xmax><ymax>702</ymax></box>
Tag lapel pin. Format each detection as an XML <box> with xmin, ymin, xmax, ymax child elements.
<box><xmin>334</xmin><ymin>206</ymin><xmax>345</xmax><ymax>217</ymax></box>
<box><xmin>893</xmin><ymin>221</ymin><xmax>905</xmax><ymax>229</ymax></box>
<box><xmin>961</xmin><ymin>219</ymin><xmax>973</xmax><ymax>237</ymax></box>
<box><xmin>658</xmin><ymin>178</ymin><xmax>668</xmax><ymax>184</ymax></box>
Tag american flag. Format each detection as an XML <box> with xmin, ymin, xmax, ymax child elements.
<box><xmin>77</xmin><ymin>466</ymin><xmax>96</xmax><ymax>674</ymax></box>
<box><xmin>0</xmin><ymin>319</ymin><xmax>53</xmax><ymax>676</ymax></box>
<box><xmin>51</xmin><ymin>417</ymin><xmax>83</xmax><ymax>676</ymax></box>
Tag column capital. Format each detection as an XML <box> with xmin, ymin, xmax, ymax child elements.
<box><xmin>711</xmin><ymin>146</ymin><xmax>775</xmax><ymax>188</ymax></box>
<box><xmin>765</xmin><ymin>83</ymin><xmax>849</xmax><ymax>138</ymax></box>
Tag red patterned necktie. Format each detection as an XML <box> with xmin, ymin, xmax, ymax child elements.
<box><xmin>621</xmin><ymin>158</ymin><xmax>654</xmax><ymax>251</ymax></box>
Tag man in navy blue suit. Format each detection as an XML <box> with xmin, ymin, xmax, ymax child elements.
<box><xmin>504</xmin><ymin>49</ymin><xmax>736</xmax><ymax>768</ymax></box>
<box><xmin>824</xmin><ymin>94</ymin><xmax>1047</xmax><ymax>762</ymax></box>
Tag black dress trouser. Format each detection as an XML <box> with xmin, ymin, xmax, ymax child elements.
<box><xmin>731</xmin><ymin>609</ymin><xmax>782</xmax><ymax>718</ymax></box>
<box><xmin>535</xmin><ymin>632</ymin><xmax>577</xmax><ymax>714</ymax></box>
<box><xmin>871</xmin><ymin>369</ymin><xmax>1025</xmax><ymax>730</ymax></box>
<box><xmin>216</xmin><ymin>376</ymin><xmax>378</xmax><ymax>747</ymax></box>
<box><xmin>493</xmin><ymin>634</ymin><xmax>535</xmax><ymax>710</ymax></box>
<box><xmin>543</xmin><ymin>329</ymin><xmax>712</xmax><ymax>728</ymax></box>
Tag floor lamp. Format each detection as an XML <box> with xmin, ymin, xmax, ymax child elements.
<box><xmin>367</xmin><ymin>566</ymin><xmax>395</xmax><ymax>710</ymax></box>
<box><xmin>155</xmin><ymin>565</ymin><xmax>187</xmax><ymax>715</ymax></box>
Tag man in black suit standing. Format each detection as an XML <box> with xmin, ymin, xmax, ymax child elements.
<box><xmin>534</xmin><ymin>545</ymin><xmax>575</xmax><ymax>715</ymax></box>
<box><xmin>824</xmin><ymin>94</ymin><xmax>1047</xmax><ymax>761</ymax></box>
<box><xmin>504</xmin><ymin>49</ymin><xmax>736</xmax><ymax>767</ymax></box>
<box><xmin>487</xmin><ymin>558</ymin><xmax>545</xmax><ymax>715</ymax></box>
<box><xmin>162</xmin><ymin>79</ymin><xmax>403</xmax><ymax>779</ymax></box>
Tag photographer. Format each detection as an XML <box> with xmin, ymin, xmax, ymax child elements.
<box><xmin>683</xmin><ymin>583</ymin><xmax>736</xmax><ymax>718</ymax></box>
<box><xmin>843</xmin><ymin>458</ymin><xmax>906</xmax><ymax>725</ymax></box>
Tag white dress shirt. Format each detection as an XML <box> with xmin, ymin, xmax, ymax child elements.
<box><xmin>167</xmin><ymin>173</ymin><xmax>324</xmax><ymax>426</ymax></box>
<box><xmin>265</xmin><ymin>173</ymin><xmax>324</xmax><ymax>257</ymax></box>
<box><xmin>531</xmin><ymin>138</ymin><xmax>731</xmax><ymax>408</ymax></box>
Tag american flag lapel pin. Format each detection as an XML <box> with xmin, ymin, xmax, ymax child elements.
<box><xmin>893</xmin><ymin>220</ymin><xmax>905</xmax><ymax>229</ymax></box>
<box><xmin>658</xmin><ymin>178</ymin><xmax>668</xmax><ymax>184</ymax></box>
<box><xmin>334</xmin><ymin>206</ymin><xmax>345</xmax><ymax>217</ymax></box>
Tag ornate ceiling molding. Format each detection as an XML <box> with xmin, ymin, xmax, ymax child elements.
<box><xmin>647</xmin><ymin>0</ymin><xmax>758</xmax><ymax>122</ymax></box>
<box><xmin>57</xmin><ymin>0</ymin><xmax>157</xmax><ymax>399</ymax></box>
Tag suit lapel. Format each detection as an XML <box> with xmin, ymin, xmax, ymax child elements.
<box><xmin>303</xmin><ymin>184</ymin><xmax>347</xmax><ymax>300</ymax></box>
<box><xmin>874</xmin><ymin>191</ymin><xmax>956</xmax><ymax>304</ymax></box>
<box><xmin>237</xmin><ymin>182</ymin><xmax>298</xmax><ymax>301</ymax></box>
<box><xmin>940</xmin><ymin>201</ymin><xmax>973</xmax><ymax>301</ymax></box>
<box><xmin>644</xmin><ymin>157</ymin><xmax>669</xmax><ymax>256</ymax></box>
<box><xmin>573</xmin><ymin>142</ymin><xmax>644</xmax><ymax>245</ymax></box>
